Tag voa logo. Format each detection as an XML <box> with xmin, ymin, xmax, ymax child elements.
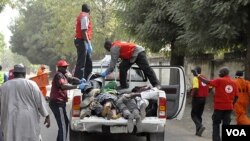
<box><xmin>226</xmin><ymin>129</ymin><xmax>246</xmax><ymax>136</ymax></box>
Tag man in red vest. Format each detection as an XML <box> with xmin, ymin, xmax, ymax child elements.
<box><xmin>192</xmin><ymin>67</ymin><xmax>238</xmax><ymax>141</ymax></box>
<box><xmin>98</xmin><ymin>40</ymin><xmax>161</xmax><ymax>89</ymax></box>
<box><xmin>74</xmin><ymin>3</ymin><xmax>93</xmax><ymax>80</ymax></box>
<box><xmin>190</xmin><ymin>66</ymin><xmax>209</xmax><ymax>136</ymax></box>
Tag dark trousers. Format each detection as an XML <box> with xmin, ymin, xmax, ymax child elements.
<box><xmin>191</xmin><ymin>97</ymin><xmax>206</xmax><ymax>133</ymax></box>
<box><xmin>212</xmin><ymin>109</ymin><xmax>232</xmax><ymax>141</ymax></box>
<box><xmin>74</xmin><ymin>38</ymin><xmax>92</xmax><ymax>79</ymax></box>
<box><xmin>49</xmin><ymin>102</ymin><xmax>69</xmax><ymax>141</ymax></box>
<box><xmin>119</xmin><ymin>51</ymin><xmax>160</xmax><ymax>87</ymax></box>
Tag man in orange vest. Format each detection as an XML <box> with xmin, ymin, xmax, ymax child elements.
<box><xmin>97</xmin><ymin>40</ymin><xmax>161</xmax><ymax>89</ymax></box>
<box><xmin>74</xmin><ymin>3</ymin><xmax>93</xmax><ymax>80</ymax></box>
<box><xmin>190</xmin><ymin>66</ymin><xmax>209</xmax><ymax>136</ymax></box>
<box><xmin>233</xmin><ymin>70</ymin><xmax>250</xmax><ymax>125</ymax></box>
<box><xmin>37</xmin><ymin>64</ymin><xmax>48</xmax><ymax>97</ymax></box>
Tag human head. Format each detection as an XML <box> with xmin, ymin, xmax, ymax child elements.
<box><xmin>82</xmin><ymin>4</ymin><xmax>90</xmax><ymax>13</ymax></box>
<box><xmin>194</xmin><ymin>66</ymin><xmax>201</xmax><ymax>74</ymax></box>
<box><xmin>219</xmin><ymin>67</ymin><xmax>229</xmax><ymax>77</ymax></box>
<box><xmin>104</xmin><ymin>40</ymin><xmax>112</xmax><ymax>51</ymax></box>
<box><xmin>235</xmin><ymin>70</ymin><xmax>244</xmax><ymax>78</ymax></box>
<box><xmin>13</xmin><ymin>64</ymin><xmax>26</xmax><ymax>78</ymax></box>
<box><xmin>56</xmin><ymin>59</ymin><xmax>69</xmax><ymax>73</ymax></box>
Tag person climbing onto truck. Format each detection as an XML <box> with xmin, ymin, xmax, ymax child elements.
<box><xmin>95</xmin><ymin>40</ymin><xmax>161</xmax><ymax>90</ymax></box>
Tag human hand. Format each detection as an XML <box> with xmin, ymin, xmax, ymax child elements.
<box><xmin>91</xmin><ymin>73</ymin><xmax>102</xmax><ymax>79</ymax></box>
<box><xmin>44</xmin><ymin>115</ymin><xmax>50</xmax><ymax>128</ymax></box>
<box><xmin>80</xmin><ymin>78</ymin><xmax>86</xmax><ymax>83</ymax></box>
<box><xmin>87</xmin><ymin>42</ymin><xmax>93</xmax><ymax>54</ymax></box>
<box><xmin>84</xmin><ymin>41</ymin><xmax>93</xmax><ymax>55</ymax></box>
<box><xmin>77</xmin><ymin>83</ymin><xmax>87</xmax><ymax>90</ymax></box>
<box><xmin>100</xmin><ymin>71</ymin><xmax>107</xmax><ymax>77</ymax></box>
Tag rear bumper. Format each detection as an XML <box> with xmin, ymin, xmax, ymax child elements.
<box><xmin>70</xmin><ymin>117</ymin><xmax>166</xmax><ymax>133</ymax></box>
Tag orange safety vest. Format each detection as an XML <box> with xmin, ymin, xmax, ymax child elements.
<box><xmin>112</xmin><ymin>41</ymin><xmax>136</xmax><ymax>59</ymax></box>
<box><xmin>75</xmin><ymin>12</ymin><xmax>93</xmax><ymax>40</ymax></box>
<box><xmin>233</xmin><ymin>78</ymin><xmax>250</xmax><ymax>113</ymax></box>
<box><xmin>233</xmin><ymin>78</ymin><xmax>250</xmax><ymax>125</ymax></box>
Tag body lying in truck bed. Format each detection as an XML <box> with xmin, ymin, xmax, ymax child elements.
<box><xmin>69</xmin><ymin>65</ymin><xmax>187</xmax><ymax>141</ymax></box>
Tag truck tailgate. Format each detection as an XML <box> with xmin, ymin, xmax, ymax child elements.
<box><xmin>70</xmin><ymin>116</ymin><xmax>166</xmax><ymax>133</ymax></box>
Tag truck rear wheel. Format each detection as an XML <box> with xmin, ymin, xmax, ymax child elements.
<box><xmin>146</xmin><ymin>133</ymin><xmax>164</xmax><ymax>141</ymax></box>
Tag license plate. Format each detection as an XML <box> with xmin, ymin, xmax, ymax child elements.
<box><xmin>110</xmin><ymin>126</ymin><xmax>127</xmax><ymax>133</ymax></box>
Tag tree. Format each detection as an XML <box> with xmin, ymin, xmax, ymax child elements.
<box><xmin>0</xmin><ymin>33</ymin><xmax>5</xmax><ymax>52</ymax></box>
<box><xmin>168</xmin><ymin>0</ymin><xmax>250</xmax><ymax>79</ymax></box>
<box><xmin>10</xmin><ymin>0</ymin><xmax>126</xmax><ymax>72</ymax></box>
<box><xmin>0</xmin><ymin>0</ymin><xmax>9</xmax><ymax>12</ymax></box>
<box><xmin>116</xmin><ymin>0</ymin><xmax>185</xmax><ymax>66</ymax></box>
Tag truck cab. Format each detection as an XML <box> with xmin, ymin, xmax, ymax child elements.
<box><xmin>69</xmin><ymin>65</ymin><xmax>187</xmax><ymax>141</ymax></box>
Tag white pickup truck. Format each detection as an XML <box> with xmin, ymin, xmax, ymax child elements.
<box><xmin>69</xmin><ymin>65</ymin><xmax>187</xmax><ymax>141</ymax></box>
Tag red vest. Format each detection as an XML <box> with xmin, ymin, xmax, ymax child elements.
<box><xmin>112</xmin><ymin>41</ymin><xmax>136</xmax><ymax>59</ymax></box>
<box><xmin>209</xmin><ymin>76</ymin><xmax>238</xmax><ymax>110</ymax></box>
<box><xmin>50</xmin><ymin>72</ymin><xmax>68</xmax><ymax>103</ymax></box>
<box><xmin>75</xmin><ymin>12</ymin><xmax>92</xmax><ymax>40</ymax></box>
<box><xmin>197</xmin><ymin>75</ymin><xmax>209</xmax><ymax>97</ymax></box>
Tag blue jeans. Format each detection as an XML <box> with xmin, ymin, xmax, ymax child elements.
<box><xmin>49</xmin><ymin>102</ymin><xmax>69</xmax><ymax>141</ymax></box>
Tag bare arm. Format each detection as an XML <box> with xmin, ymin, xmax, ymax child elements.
<box><xmin>61</xmin><ymin>83</ymin><xmax>78</xmax><ymax>90</ymax></box>
<box><xmin>198</xmin><ymin>75</ymin><xmax>210</xmax><ymax>84</ymax></box>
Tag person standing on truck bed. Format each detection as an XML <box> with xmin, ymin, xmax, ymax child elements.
<box><xmin>49</xmin><ymin>59</ymin><xmax>87</xmax><ymax>141</ymax></box>
<box><xmin>192</xmin><ymin>67</ymin><xmax>238</xmax><ymax>141</ymax></box>
<box><xmin>96</xmin><ymin>40</ymin><xmax>161</xmax><ymax>89</ymax></box>
<box><xmin>190</xmin><ymin>66</ymin><xmax>209</xmax><ymax>136</ymax></box>
<box><xmin>74</xmin><ymin>3</ymin><xmax>93</xmax><ymax>80</ymax></box>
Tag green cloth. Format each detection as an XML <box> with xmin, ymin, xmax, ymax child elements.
<box><xmin>101</xmin><ymin>81</ymin><xmax>118</xmax><ymax>94</ymax></box>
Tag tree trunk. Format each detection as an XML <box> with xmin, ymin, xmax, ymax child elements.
<box><xmin>170</xmin><ymin>40</ymin><xmax>184</xmax><ymax>66</ymax></box>
<box><xmin>245</xmin><ymin>23</ymin><xmax>250</xmax><ymax>80</ymax></box>
<box><xmin>245</xmin><ymin>40</ymin><xmax>250</xmax><ymax>80</ymax></box>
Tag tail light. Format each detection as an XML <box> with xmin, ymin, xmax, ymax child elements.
<box><xmin>158</xmin><ymin>97</ymin><xmax>167</xmax><ymax>119</ymax></box>
<box><xmin>72</xmin><ymin>96</ymin><xmax>81</xmax><ymax>117</ymax></box>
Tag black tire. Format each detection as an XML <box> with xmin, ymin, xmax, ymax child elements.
<box><xmin>146</xmin><ymin>133</ymin><xmax>164</xmax><ymax>141</ymax></box>
<box><xmin>69</xmin><ymin>129</ymin><xmax>83</xmax><ymax>141</ymax></box>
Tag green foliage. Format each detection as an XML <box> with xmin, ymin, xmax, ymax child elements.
<box><xmin>168</xmin><ymin>0</ymin><xmax>250</xmax><ymax>55</ymax></box>
<box><xmin>10</xmin><ymin>0</ymin><xmax>125</xmax><ymax>72</ymax></box>
<box><xmin>0</xmin><ymin>0</ymin><xmax>8</xmax><ymax>12</ymax></box>
<box><xmin>117</xmin><ymin>0</ymin><xmax>184</xmax><ymax>54</ymax></box>
<box><xmin>0</xmin><ymin>33</ymin><xmax>5</xmax><ymax>52</ymax></box>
